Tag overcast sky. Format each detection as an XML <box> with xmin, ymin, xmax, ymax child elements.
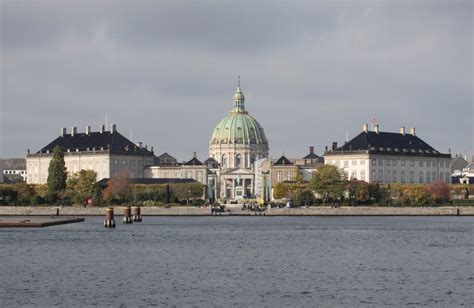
<box><xmin>1</xmin><ymin>0</ymin><xmax>473</xmax><ymax>161</ymax></box>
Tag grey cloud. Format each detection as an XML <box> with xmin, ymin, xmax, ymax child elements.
<box><xmin>1</xmin><ymin>0</ymin><xmax>472</xmax><ymax>160</ymax></box>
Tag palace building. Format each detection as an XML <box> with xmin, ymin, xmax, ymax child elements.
<box><xmin>26</xmin><ymin>124</ymin><xmax>155</xmax><ymax>184</ymax></box>
<box><xmin>324</xmin><ymin>124</ymin><xmax>452</xmax><ymax>184</ymax></box>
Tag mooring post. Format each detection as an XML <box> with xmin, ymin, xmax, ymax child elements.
<box><xmin>132</xmin><ymin>206</ymin><xmax>142</xmax><ymax>222</ymax></box>
<box><xmin>123</xmin><ymin>206</ymin><xmax>133</xmax><ymax>224</ymax></box>
<box><xmin>104</xmin><ymin>208</ymin><xmax>115</xmax><ymax>228</ymax></box>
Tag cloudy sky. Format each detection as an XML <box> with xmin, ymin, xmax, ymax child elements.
<box><xmin>1</xmin><ymin>0</ymin><xmax>472</xmax><ymax>161</ymax></box>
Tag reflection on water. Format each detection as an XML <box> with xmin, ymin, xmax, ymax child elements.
<box><xmin>1</xmin><ymin>216</ymin><xmax>473</xmax><ymax>307</ymax></box>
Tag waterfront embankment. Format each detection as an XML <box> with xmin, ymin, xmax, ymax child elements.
<box><xmin>0</xmin><ymin>206</ymin><xmax>473</xmax><ymax>216</ymax></box>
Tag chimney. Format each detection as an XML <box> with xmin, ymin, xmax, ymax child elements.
<box><xmin>363</xmin><ymin>123</ymin><xmax>369</xmax><ymax>133</ymax></box>
<box><xmin>325</xmin><ymin>145</ymin><xmax>328</xmax><ymax>152</ymax></box>
<box><xmin>193</xmin><ymin>152</ymin><xmax>197</xmax><ymax>158</ymax></box>
<box><xmin>137</xmin><ymin>142</ymin><xmax>143</xmax><ymax>148</ymax></box>
<box><xmin>410</xmin><ymin>127</ymin><xmax>416</xmax><ymax>136</ymax></box>
<box><xmin>111</xmin><ymin>124</ymin><xmax>116</xmax><ymax>133</ymax></box>
<box><xmin>61</xmin><ymin>128</ymin><xmax>67</xmax><ymax>137</ymax></box>
<box><xmin>332</xmin><ymin>142</ymin><xmax>338</xmax><ymax>151</ymax></box>
<box><xmin>86</xmin><ymin>126</ymin><xmax>91</xmax><ymax>135</ymax></box>
<box><xmin>310</xmin><ymin>146</ymin><xmax>315</xmax><ymax>154</ymax></box>
<box><xmin>400</xmin><ymin>127</ymin><xmax>405</xmax><ymax>135</ymax></box>
<box><xmin>71</xmin><ymin>127</ymin><xmax>77</xmax><ymax>136</ymax></box>
<box><xmin>100</xmin><ymin>124</ymin><xmax>105</xmax><ymax>133</ymax></box>
<box><xmin>374</xmin><ymin>125</ymin><xmax>380</xmax><ymax>134</ymax></box>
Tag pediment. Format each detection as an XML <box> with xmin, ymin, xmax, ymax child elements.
<box><xmin>222</xmin><ymin>168</ymin><xmax>255</xmax><ymax>175</ymax></box>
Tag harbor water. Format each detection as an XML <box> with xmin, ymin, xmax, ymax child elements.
<box><xmin>1</xmin><ymin>216</ymin><xmax>473</xmax><ymax>307</ymax></box>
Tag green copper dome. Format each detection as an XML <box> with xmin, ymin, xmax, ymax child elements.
<box><xmin>210</xmin><ymin>86</ymin><xmax>268</xmax><ymax>145</ymax></box>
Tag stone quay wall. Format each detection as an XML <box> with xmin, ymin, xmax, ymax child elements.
<box><xmin>0</xmin><ymin>206</ymin><xmax>473</xmax><ymax>216</ymax></box>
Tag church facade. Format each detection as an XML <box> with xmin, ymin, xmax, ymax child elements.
<box><xmin>208</xmin><ymin>82</ymin><xmax>269</xmax><ymax>200</ymax></box>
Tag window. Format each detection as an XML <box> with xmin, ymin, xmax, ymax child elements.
<box><xmin>286</xmin><ymin>171</ymin><xmax>292</xmax><ymax>181</ymax></box>
<box><xmin>419</xmin><ymin>171</ymin><xmax>424</xmax><ymax>183</ymax></box>
<box><xmin>410</xmin><ymin>171</ymin><xmax>415</xmax><ymax>183</ymax></box>
<box><xmin>392</xmin><ymin>160</ymin><xmax>397</xmax><ymax>166</ymax></box>
<box><xmin>401</xmin><ymin>171</ymin><xmax>406</xmax><ymax>183</ymax></box>
<box><xmin>113</xmin><ymin>160</ymin><xmax>119</xmax><ymax>165</ymax></box>
<box><xmin>445</xmin><ymin>173</ymin><xmax>450</xmax><ymax>183</ymax></box>
<box><xmin>392</xmin><ymin>171</ymin><xmax>397</xmax><ymax>182</ymax></box>
<box><xmin>410</xmin><ymin>161</ymin><xmax>415</xmax><ymax>167</ymax></box>
<box><xmin>386</xmin><ymin>160</ymin><xmax>391</xmax><ymax>166</ymax></box>
<box><xmin>360</xmin><ymin>170</ymin><xmax>366</xmax><ymax>181</ymax></box>
<box><xmin>360</xmin><ymin>160</ymin><xmax>366</xmax><ymax>165</ymax></box>
<box><xmin>440</xmin><ymin>162</ymin><xmax>444</xmax><ymax>168</ymax></box>
<box><xmin>432</xmin><ymin>172</ymin><xmax>438</xmax><ymax>181</ymax></box>
<box><xmin>401</xmin><ymin>160</ymin><xmax>406</xmax><ymax>166</ymax></box>
<box><xmin>276</xmin><ymin>171</ymin><xmax>282</xmax><ymax>182</ymax></box>
<box><xmin>427</xmin><ymin>161</ymin><xmax>431</xmax><ymax>167</ymax></box>
<box><xmin>426</xmin><ymin>172</ymin><xmax>431</xmax><ymax>183</ymax></box>
<box><xmin>372</xmin><ymin>159</ymin><xmax>376</xmax><ymax>165</ymax></box>
<box><xmin>378</xmin><ymin>160</ymin><xmax>383</xmax><ymax>165</ymax></box>
<box><xmin>235</xmin><ymin>154</ymin><xmax>242</xmax><ymax>167</ymax></box>
<box><xmin>378</xmin><ymin>170</ymin><xmax>383</xmax><ymax>182</ymax></box>
<box><xmin>351</xmin><ymin>171</ymin><xmax>357</xmax><ymax>179</ymax></box>
<box><xmin>419</xmin><ymin>161</ymin><xmax>424</xmax><ymax>167</ymax></box>
<box><xmin>344</xmin><ymin>161</ymin><xmax>349</xmax><ymax>168</ymax></box>
<box><xmin>186</xmin><ymin>171</ymin><xmax>193</xmax><ymax>178</ymax></box>
<box><xmin>385</xmin><ymin>171</ymin><xmax>390</xmax><ymax>183</ymax></box>
<box><xmin>371</xmin><ymin>170</ymin><xmax>376</xmax><ymax>181</ymax></box>
<box><xmin>352</xmin><ymin>160</ymin><xmax>357</xmax><ymax>165</ymax></box>
<box><xmin>122</xmin><ymin>160</ymin><xmax>127</xmax><ymax>165</ymax></box>
<box><xmin>221</xmin><ymin>154</ymin><xmax>227</xmax><ymax>168</ymax></box>
<box><xmin>440</xmin><ymin>172</ymin><xmax>444</xmax><ymax>182</ymax></box>
<box><xmin>433</xmin><ymin>161</ymin><xmax>437</xmax><ymax>167</ymax></box>
<box><xmin>445</xmin><ymin>162</ymin><xmax>450</xmax><ymax>168</ymax></box>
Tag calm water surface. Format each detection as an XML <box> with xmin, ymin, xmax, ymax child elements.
<box><xmin>1</xmin><ymin>216</ymin><xmax>473</xmax><ymax>307</ymax></box>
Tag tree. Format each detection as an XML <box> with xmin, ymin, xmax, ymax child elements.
<box><xmin>102</xmin><ymin>171</ymin><xmax>131</xmax><ymax>204</ymax></box>
<box><xmin>295</xmin><ymin>190</ymin><xmax>315</xmax><ymax>206</ymax></box>
<box><xmin>47</xmin><ymin>146</ymin><xmax>67</xmax><ymax>198</ymax></box>
<box><xmin>67</xmin><ymin>170</ymin><xmax>99</xmax><ymax>204</ymax></box>
<box><xmin>309</xmin><ymin>165</ymin><xmax>346</xmax><ymax>205</ymax></box>
<box><xmin>347</xmin><ymin>180</ymin><xmax>370</xmax><ymax>205</ymax></box>
<box><xmin>425</xmin><ymin>181</ymin><xmax>450</xmax><ymax>204</ymax></box>
<box><xmin>402</xmin><ymin>185</ymin><xmax>431</xmax><ymax>206</ymax></box>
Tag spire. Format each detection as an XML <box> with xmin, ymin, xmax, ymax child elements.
<box><xmin>232</xmin><ymin>76</ymin><xmax>245</xmax><ymax>112</ymax></box>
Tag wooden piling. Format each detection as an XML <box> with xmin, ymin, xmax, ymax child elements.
<box><xmin>123</xmin><ymin>206</ymin><xmax>133</xmax><ymax>224</ymax></box>
<box><xmin>104</xmin><ymin>208</ymin><xmax>115</xmax><ymax>228</ymax></box>
<box><xmin>132</xmin><ymin>206</ymin><xmax>142</xmax><ymax>222</ymax></box>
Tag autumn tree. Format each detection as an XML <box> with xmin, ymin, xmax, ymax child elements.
<box><xmin>47</xmin><ymin>145</ymin><xmax>67</xmax><ymax>198</ymax></box>
<box><xmin>347</xmin><ymin>180</ymin><xmax>370</xmax><ymax>205</ymax></box>
<box><xmin>102</xmin><ymin>171</ymin><xmax>131</xmax><ymax>204</ymax></box>
<box><xmin>425</xmin><ymin>181</ymin><xmax>450</xmax><ymax>204</ymax></box>
<box><xmin>67</xmin><ymin>170</ymin><xmax>100</xmax><ymax>204</ymax></box>
<box><xmin>309</xmin><ymin>165</ymin><xmax>346</xmax><ymax>205</ymax></box>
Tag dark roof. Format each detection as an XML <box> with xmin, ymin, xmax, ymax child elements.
<box><xmin>184</xmin><ymin>156</ymin><xmax>203</xmax><ymax>166</ymax></box>
<box><xmin>204</xmin><ymin>157</ymin><xmax>218</xmax><ymax>164</ymax></box>
<box><xmin>327</xmin><ymin>131</ymin><xmax>450</xmax><ymax>158</ymax></box>
<box><xmin>0</xmin><ymin>158</ymin><xmax>26</xmax><ymax>170</ymax></box>
<box><xmin>274</xmin><ymin>156</ymin><xmax>293</xmax><ymax>166</ymax></box>
<box><xmin>452</xmin><ymin>156</ymin><xmax>468</xmax><ymax>171</ymax></box>
<box><xmin>98</xmin><ymin>178</ymin><xmax>197</xmax><ymax>186</ymax></box>
<box><xmin>155</xmin><ymin>152</ymin><xmax>178</xmax><ymax>166</ymax></box>
<box><xmin>36</xmin><ymin>131</ymin><xmax>153</xmax><ymax>156</ymax></box>
<box><xmin>157</xmin><ymin>152</ymin><xmax>176</xmax><ymax>160</ymax></box>
<box><xmin>303</xmin><ymin>152</ymin><xmax>320</xmax><ymax>160</ymax></box>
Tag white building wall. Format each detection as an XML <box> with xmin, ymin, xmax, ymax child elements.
<box><xmin>144</xmin><ymin>165</ymin><xmax>208</xmax><ymax>185</ymax></box>
<box><xmin>27</xmin><ymin>153</ymin><xmax>154</xmax><ymax>184</ymax></box>
<box><xmin>325</xmin><ymin>154</ymin><xmax>451</xmax><ymax>184</ymax></box>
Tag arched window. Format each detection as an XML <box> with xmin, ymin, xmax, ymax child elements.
<box><xmin>250</xmin><ymin>154</ymin><xmax>256</xmax><ymax>166</ymax></box>
<box><xmin>221</xmin><ymin>154</ymin><xmax>227</xmax><ymax>168</ymax></box>
<box><xmin>235</xmin><ymin>154</ymin><xmax>242</xmax><ymax>167</ymax></box>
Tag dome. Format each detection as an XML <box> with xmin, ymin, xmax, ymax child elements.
<box><xmin>210</xmin><ymin>86</ymin><xmax>268</xmax><ymax>145</ymax></box>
